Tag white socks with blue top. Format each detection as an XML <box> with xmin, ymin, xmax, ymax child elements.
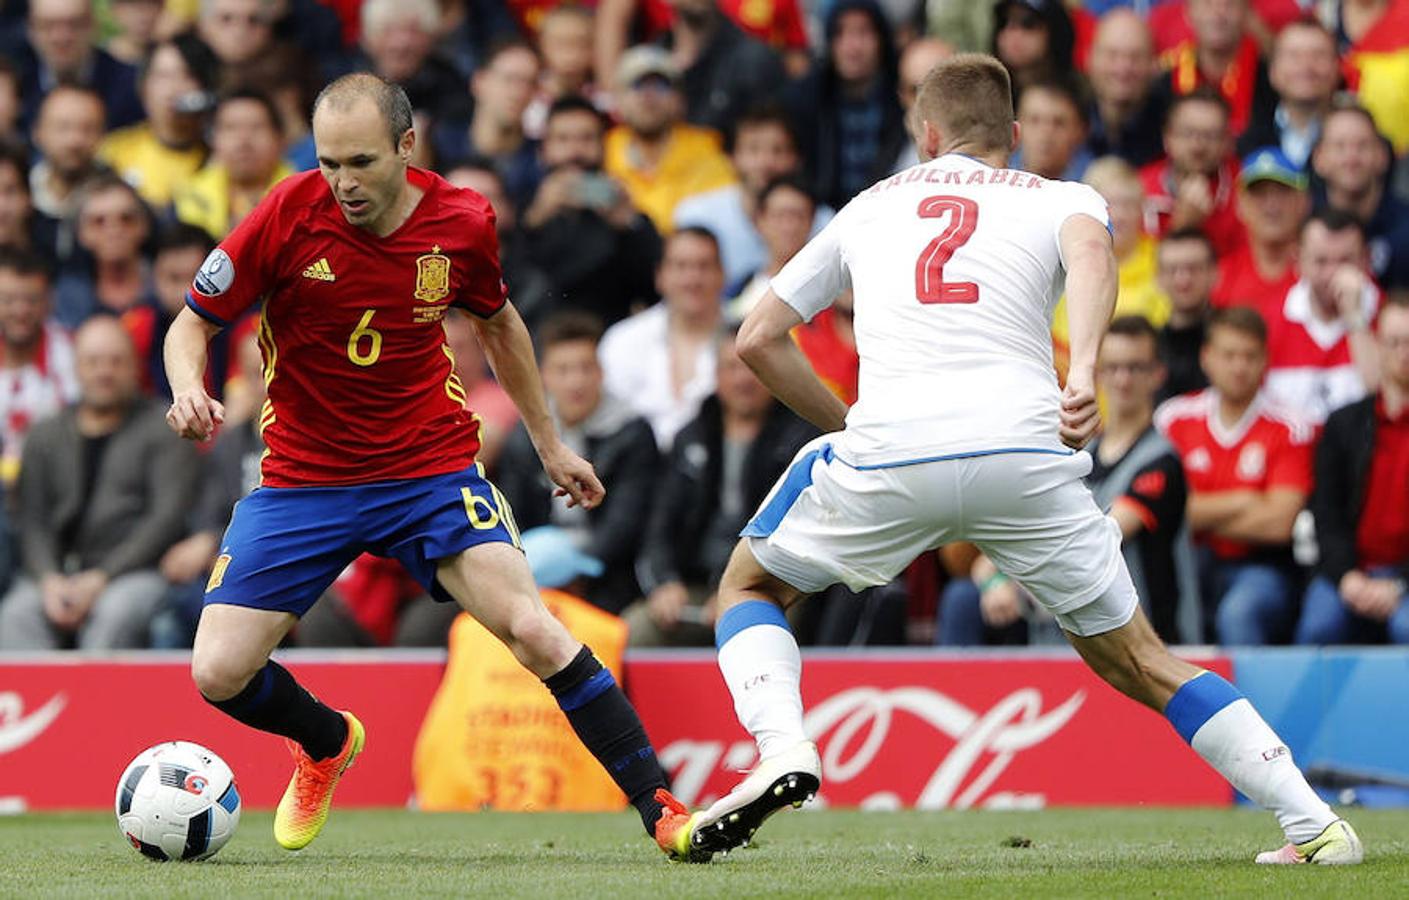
<box><xmin>715</xmin><ymin>599</ymin><xmax>807</xmax><ymax>761</ymax></box>
<box><xmin>1164</xmin><ymin>671</ymin><xmax>1335</xmax><ymax>843</ymax></box>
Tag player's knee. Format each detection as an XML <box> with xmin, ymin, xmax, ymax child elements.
<box><xmin>504</xmin><ymin>606</ymin><xmax>571</xmax><ymax>673</ymax></box>
<box><xmin>190</xmin><ymin>651</ymin><xmax>259</xmax><ymax>702</ymax></box>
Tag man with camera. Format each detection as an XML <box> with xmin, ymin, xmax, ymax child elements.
<box><xmin>521</xmin><ymin>95</ymin><xmax>661</xmax><ymax>331</ymax></box>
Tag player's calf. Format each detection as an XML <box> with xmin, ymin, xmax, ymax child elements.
<box><xmin>1069</xmin><ymin>605</ymin><xmax>1352</xmax><ymax>860</ymax></box>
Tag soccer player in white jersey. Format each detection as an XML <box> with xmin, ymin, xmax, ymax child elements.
<box><xmin>691</xmin><ymin>54</ymin><xmax>1361</xmax><ymax>866</ymax></box>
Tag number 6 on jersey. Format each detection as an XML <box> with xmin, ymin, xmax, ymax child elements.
<box><xmin>915</xmin><ymin>195</ymin><xmax>979</xmax><ymax>304</ymax></box>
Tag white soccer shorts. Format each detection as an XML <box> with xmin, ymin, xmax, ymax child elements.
<box><xmin>742</xmin><ymin>436</ymin><xmax>1138</xmax><ymax>637</ymax></box>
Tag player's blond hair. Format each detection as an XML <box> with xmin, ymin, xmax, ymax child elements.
<box><xmin>914</xmin><ymin>53</ymin><xmax>1014</xmax><ymax>154</ymax></box>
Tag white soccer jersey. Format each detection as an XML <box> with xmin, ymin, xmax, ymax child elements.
<box><xmin>771</xmin><ymin>153</ymin><xmax>1109</xmax><ymax>467</ymax></box>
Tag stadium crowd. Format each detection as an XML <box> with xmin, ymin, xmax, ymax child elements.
<box><xmin>0</xmin><ymin>0</ymin><xmax>1405</xmax><ymax>652</ymax></box>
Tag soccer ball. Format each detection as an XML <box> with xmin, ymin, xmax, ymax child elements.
<box><xmin>115</xmin><ymin>741</ymin><xmax>241</xmax><ymax>861</ymax></box>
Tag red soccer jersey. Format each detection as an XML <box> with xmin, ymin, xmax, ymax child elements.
<box><xmin>1154</xmin><ymin>388</ymin><xmax>1315</xmax><ymax>560</ymax></box>
<box><xmin>1211</xmin><ymin>244</ymin><xmax>1297</xmax><ymax>311</ymax></box>
<box><xmin>187</xmin><ymin>168</ymin><xmax>507</xmax><ymax>487</ymax></box>
<box><xmin>1357</xmin><ymin>398</ymin><xmax>1409</xmax><ymax>569</ymax></box>
<box><xmin>1262</xmin><ymin>278</ymin><xmax>1380</xmax><ymax>425</ymax></box>
<box><xmin>1139</xmin><ymin>159</ymin><xmax>1246</xmax><ymax>258</ymax></box>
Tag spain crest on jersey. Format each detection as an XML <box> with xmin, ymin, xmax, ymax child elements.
<box><xmin>414</xmin><ymin>247</ymin><xmax>451</xmax><ymax>302</ymax></box>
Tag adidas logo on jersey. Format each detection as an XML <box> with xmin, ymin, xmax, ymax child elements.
<box><xmin>302</xmin><ymin>258</ymin><xmax>336</xmax><ymax>282</ymax></box>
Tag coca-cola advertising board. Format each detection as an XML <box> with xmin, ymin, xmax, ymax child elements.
<box><xmin>0</xmin><ymin>651</ymin><xmax>1233</xmax><ymax>810</ymax></box>
<box><xmin>0</xmin><ymin>654</ymin><xmax>444</xmax><ymax>810</ymax></box>
<box><xmin>633</xmin><ymin>651</ymin><xmax>1235</xmax><ymax>810</ymax></box>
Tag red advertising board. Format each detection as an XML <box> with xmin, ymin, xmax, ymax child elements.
<box><xmin>0</xmin><ymin>654</ymin><xmax>444</xmax><ymax>811</ymax></box>
<box><xmin>0</xmin><ymin>651</ymin><xmax>1234</xmax><ymax>810</ymax></box>
<box><xmin>631</xmin><ymin>651</ymin><xmax>1235</xmax><ymax>810</ymax></box>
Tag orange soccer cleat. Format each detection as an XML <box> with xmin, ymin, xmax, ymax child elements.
<box><xmin>273</xmin><ymin>710</ymin><xmax>365</xmax><ymax>850</ymax></box>
<box><xmin>653</xmin><ymin>788</ymin><xmax>712</xmax><ymax>863</ymax></box>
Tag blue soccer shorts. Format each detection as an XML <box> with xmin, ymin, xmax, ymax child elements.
<box><xmin>203</xmin><ymin>462</ymin><xmax>522</xmax><ymax>616</ymax></box>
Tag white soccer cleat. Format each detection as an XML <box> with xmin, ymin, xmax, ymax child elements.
<box><xmin>691</xmin><ymin>741</ymin><xmax>821</xmax><ymax>854</ymax></box>
<box><xmin>1255</xmin><ymin>819</ymin><xmax>1363</xmax><ymax>866</ymax></box>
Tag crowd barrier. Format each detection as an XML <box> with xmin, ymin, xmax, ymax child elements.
<box><xmin>1</xmin><ymin>647</ymin><xmax>1403</xmax><ymax>811</ymax></box>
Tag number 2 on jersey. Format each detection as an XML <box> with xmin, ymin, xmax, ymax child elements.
<box><xmin>914</xmin><ymin>195</ymin><xmax>979</xmax><ymax>304</ymax></box>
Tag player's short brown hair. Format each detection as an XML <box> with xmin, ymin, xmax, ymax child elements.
<box><xmin>1207</xmin><ymin>306</ymin><xmax>1267</xmax><ymax>347</ymax></box>
<box><xmin>914</xmin><ymin>53</ymin><xmax>1013</xmax><ymax>153</ymax></box>
<box><xmin>313</xmin><ymin>72</ymin><xmax>414</xmax><ymax>150</ymax></box>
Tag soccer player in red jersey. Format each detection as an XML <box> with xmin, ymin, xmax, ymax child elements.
<box><xmin>163</xmin><ymin>73</ymin><xmax>707</xmax><ymax>861</ymax></box>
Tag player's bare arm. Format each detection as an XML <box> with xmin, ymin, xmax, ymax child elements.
<box><xmin>163</xmin><ymin>306</ymin><xmax>227</xmax><ymax>441</ymax></box>
<box><xmin>738</xmin><ymin>291</ymin><xmax>850</xmax><ymax>433</ymax></box>
<box><xmin>1058</xmin><ymin>214</ymin><xmax>1119</xmax><ymax>449</ymax></box>
<box><xmin>472</xmin><ymin>300</ymin><xmax>605</xmax><ymax>509</ymax></box>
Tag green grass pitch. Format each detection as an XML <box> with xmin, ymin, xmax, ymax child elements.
<box><xmin>2</xmin><ymin>808</ymin><xmax>1406</xmax><ymax>898</ymax></box>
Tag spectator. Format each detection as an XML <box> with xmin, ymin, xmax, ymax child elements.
<box><xmin>925</xmin><ymin>0</ymin><xmax>992</xmax><ymax>54</ymax></box>
<box><xmin>173</xmin><ymin>89</ymin><xmax>293</xmax><ymax>240</ymax></box>
<box><xmin>1262</xmin><ymin>209</ymin><xmax>1380</xmax><ymax>425</ymax></box>
<box><xmin>604</xmin><ymin>45</ymin><xmax>735</xmax><ymax>234</ymax></box>
<box><xmin>1237</xmin><ymin>19</ymin><xmax>1339</xmax><ymax>166</ymax></box>
<box><xmin>98</xmin><ymin>34</ymin><xmax>220</xmax><ymax>209</ymax></box>
<box><xmin>991</xmin><ymin>0</ymin><xmax>1076</xmax><ymax>100</ymax></box>
<box><xmin>29</xmin><ymin>84</ymin><xmax>107</xmax><ymax>225</ymax></box>
<box><xmin>628</xmin><ymin>325</ymin><xmax>816</xmax><ymax>645</ymax></box>
<box><xmin>148</xmin><ymin>328</ymin><xmax>263</xmax><ymax>649</ymax></box>
<box><xmin>1152</xmin><ymin>0</ymin><xmax>1276</xmax><ymax>138</ymax></box>
<box><xmin>1089</xmin><ymin>316</ymin><xmax>1194</xmax><ymax>644</ymax></box>
<box><xmin>591</xmin><ymin>0</ymin><xmax>806</xmax><ymax>89</ymax></box>
<box><xmin>935</xmin><ymin>547</ymin><xmax>1032</xmax><ymax>646</ymax></box>
<box><xmin>357</xmin><ymin>0</ymin><xmax>469</xmax><ymax>125</ymax></box>
<box><xmin>599</xmin><ymin>227</ymin><xmax>723</xmax><ymax>450</ymax></box>
<box><xmin>54</xmin><ymin>175</ymin><xmax>152</xmax><ymax>328</ymax></box>
<box><xmin>1053</xmin><ymin>158</ymin><xmax>1168</xmax><ymax>375</ymax></box>
<box><xmin>1311</xmin><ymin>104</ymin><xmax>1409</xmax><ymax>291</ymax></box>
<box><xmin>198</xmin><ymin>0</ymin><xmax>279</xmax><ymax>77</ymax></box>
<box><xmin>520</xmin><ymin>95</ymin><xmax>660</xmax><ymax>331</ymax></box>
<box><xmin>524</xmin><ymin>5</ymin><xmax>605</xmax><ymax>139</ymax></box>
<box><xmin>1140</xmin><ymin>88</ymin><xmax>1245</xmax><ymax>256</ymax></box>
<box><xmin>1156</xmin><ymin>307</ymin><xmax>1314</xmax><ymax>645</ymax></box>
<box><xmin>1157</xmin><ymin>228</ymin><xmax>1217</xmax><ymax>400</ymax></box>
<box><xmin>106</xmin><ymin>0</ymin><xmax>162</xmax><ymax>67</ymax></box>
<box><xmin>1211</xmin><ymin>147</ymin><xmax>1308</xmax><ymax>310</ymax></box>
<box><xmin>441</xmin><ymin>159</ymin><xmax>553</xmax><ymax>329</ymax></box>
<box><xmin>890</xmin><ymin>36</ymin><xmax>955</xmax><ymax>173</ymax></box>
<box><xmin>1012</xmin><ymin>78</ymin><xmax>1092</xmax><ymax>182</ymax></box>
<box><xmin>1084</xmin><ymin>9</ymin><xmax>1167</xmax><ymax>168</ymax></box>
<box><xmin>496</xmin><ymin>312</ymin><xmax>659</xmax><ymax>613</ymax></box>
<box><xmin>0</xmin><ymin>317</ymin><xmax>198</xmax><ymax>650</ymax></box>
<box><xmin>0</xmin><ymin>249</ymin><xmax>78</xmax><ymax>486</ymax></box>
<box><xmin>267</xmin><ymin>0</ymin><xmax>351</xmax><ymax>74</ymax></box>
<box><xmin>1298</xmin><ymin>295</ymin><xmax>1409</xmax><ymax>644</ymax></box>
<box><xmin>443</xmin><ymin>309</ymin><xmax>517</xmax><ymax>470</ymax></box>
<box><xmin>432</xmin><ymin>40</ymin><xmax>542</xmax><ymax>210</ymax></box>
<box><xmin>727</xmin><ymin>176</ymin><xmax>815</xmax><ymax>321</ymax></box>
<box><xmin>12</xmin><ymin>0</ymin><xmax>143</xmax><ymax>132</ymax></box>
<box><xmin>1341</xmin><ymin>0</ymin><xmax>1409</xmax><ymax>157</ymax></box>
<box><xmin>786</xmin><ymin>0</ymin><xmax>904</xmax><ymax>210</ymax></box>
<box><xmin>675</xmin><ymin>104</ymin><xmax>827</xmax><ymax>293</ymax></box>
<box><xmin>0</xmin><ymin>141</ymin><xmax>46</xmax><ymax>256</ymax></box>
<box><xmin>120</xmin><ymin>223</ymin><xmax>226</xmax><ymax>401</ymax></box>
<box><xmin>661</xmin><ymin>0</ymin><xmax>786</xmax><ymax>136</ymax></box>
